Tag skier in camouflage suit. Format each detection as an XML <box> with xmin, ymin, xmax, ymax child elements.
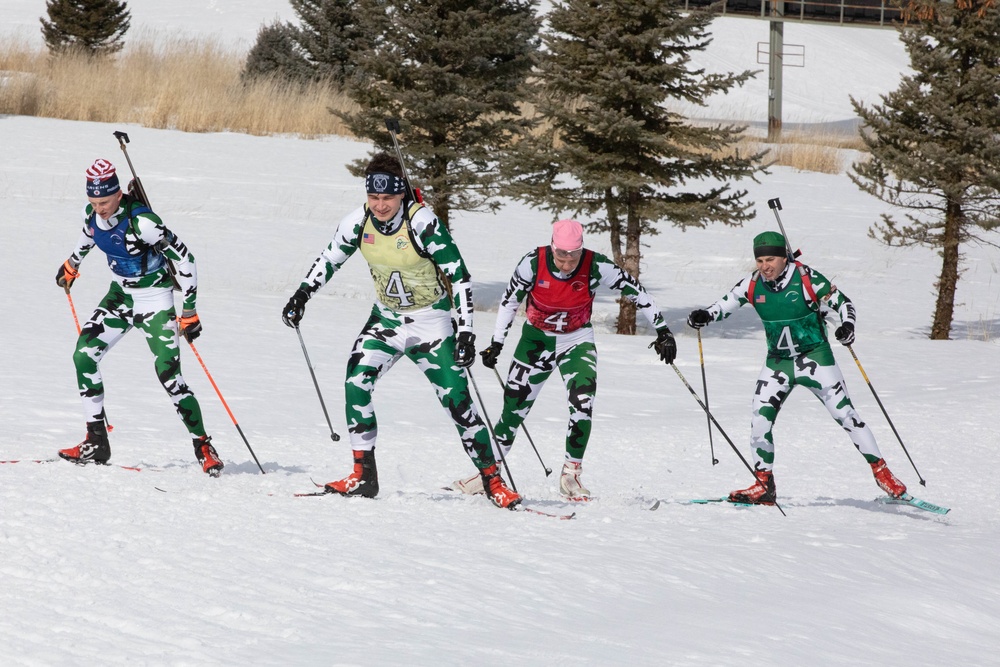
<box><xmin>453</xmin><ymin>219</ymin><xmax>677</xmax><ymax>500</ymax></box>
<box><xmin>55</xmin><ymin>159</ymin><xmax>223</xmax><ymax>476</ymax></box>
<box><xmin>686</xmin><ymin>230</ymin><xmax>906</xmax><ymax>504</ymax></box>
<box><xmin>281</xmin><ymin>152</ymin><xmax>520</xmax><ymax>509</ymax></box>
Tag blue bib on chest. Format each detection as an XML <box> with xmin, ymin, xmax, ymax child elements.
<box><xmin>89</xmin><ymin>205</ymin><xmax>165</xmax><ymax>277</ymax></box>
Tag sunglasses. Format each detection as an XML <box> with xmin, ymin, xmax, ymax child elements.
<box><xmin>552</xmin><ymin>246</ymin><xmax>583</xmax><ymax>260</ymax></box>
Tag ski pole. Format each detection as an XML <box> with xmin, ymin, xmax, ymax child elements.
<box><xmin>113</xmin><ymin>130</ymin><xmax>152</xmax><ymax>207</ymax></box>
<box><xmin>294</xmin><ymin>325</ymin><xmax>341</xmax><ymax>442</ymax></box>
<box><xmin>671</xmin><ymin>363</ymin><xmax>786</xmax><ymax>516</ymax></box>
<box><xmin>65</xmin><ymin>288</ymin><xmax>81</xmax><ymax>335</ymax></box>
<box><xmin>465</xmin><ymin>368</ymin><xmax>516</xmax><ymax>492</ymax></box>
<box><xmin>491</xmin><ymin>367</ymin><xmax>551</xmax><ymax>477</ymax></box>
<box><xmin>384</xmin><ymin>118</ymin><xmax>423</xmax><ymax>203</ymax></box>
<box><xmin>66</xmin><ymin>288</ymin><xmax>115</xmax><ymax>433</ymax></box>
<box><xmin>186</xmin><ymin>341</ymin><xmax>265</xmax><ymax>474</ymax></box>
<box><xmin>847</xmin><ymin>345</ymin><xmax>926</xmax><ymax>486</ymax></box>
<box><xmin>697</xmin><ymin>330</ymin><xmax>719</xmax><ymax>466</ymax></box>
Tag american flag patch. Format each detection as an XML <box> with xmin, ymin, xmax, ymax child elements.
<box><xmin>538</xmin><ymin>279</ymin><xmax>550</xmax><ymax>288</ymax></box>
<box><xmin>755</xmin><ymin>294</ymin><xmax>766</xmax><ymax>303</ymax></box>
<box><xmin>363</xmin><ymin>232</ymin><xmax>375</xmax><ymax>244</ymax></box>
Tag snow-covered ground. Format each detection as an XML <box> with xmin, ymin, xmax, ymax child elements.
<box><xmin>2</xmin><ymin>4</ymin><xmax>999</xmax><ymax>666</ymax></box>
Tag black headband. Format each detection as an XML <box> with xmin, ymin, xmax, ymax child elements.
<box><xmin>366</xmin><ymin>172</ymin><xmax>407</xmax><ymax>195</ymax></box>
<box><xmin>754</xmin><ymin>245</ymin><xmax>787</xmax><ymax>258</ymax></box>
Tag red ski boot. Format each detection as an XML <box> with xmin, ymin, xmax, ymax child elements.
<box><xmin>871</xmin><ymin>458</ymin><xmax>906</xmax><ymax>498</ymax></box>
<box><xmin>728</xmin><ymin>469</ymin><xmax>776</xmax><ymax>505</ymax></box>
<box><xmin>59</xmin><ymin>421</ymin><xmax>111</xmax><ymax>465</ymax></box>
<box><xmin>325</xmin><ymin>449</ymin><xmax>379</xmax><ymax>498</ymax></box>
<box><xmin>482</xmin><ymin>464</ymin><xmax>521</xmax><ymax>509</ymax></box>
<box><xmin>194</xmin><ymin>435</ymin><xmax>224</xmax><ymax>477</ymax></box>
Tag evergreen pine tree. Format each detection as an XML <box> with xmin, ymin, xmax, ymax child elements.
<box><xmin>40</xmin><ymin>0</ymin><xmax>131</xmax><ymax>56</ymax></box>
<box><xmin>242</xmin><ymin>0</ymin><xmax>364</xmax><ymax>85</ymax></box>
<box><xmin>243</xmin><ymin>22</ymin><xmax>313</xmax><ymax>83</ymax></box>
<box><xmin>338</xmin><ymin>0</ymin><xmax>540</xmax><ymax>229</ymax></box>
<box><xmin>508</xmin><ymin>0</ymin><xmax>763</xmax><ymax>334</ymax></box>
<box><xmin>850</xmin><ymin>0</ymin><xmax>1000</xmax><ymax>340</ymax></box>
<box><xmin>291</xmin><ymin>0</ymin><xmax>363</xmax><ymax>83</ymax></box>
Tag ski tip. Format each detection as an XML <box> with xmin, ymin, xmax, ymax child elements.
<box><xmin>517</xmin><ymin>505</ymin><xmax>577</xmax><ymax>520</ymax></box>
<box><xmin>648</xmin><ymin>499</ymin><xmax>661</xmax><ymax>510</ymax></box>
<box><xmin>877</xmin><ymin>493</ymin><xmax>951</xmax><ymax>515</ymax></box>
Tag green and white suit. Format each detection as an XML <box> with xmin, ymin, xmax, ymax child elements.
<box><xmin>705</xmin><ymin>262</ymin><xmax>886</xmax><ymax>471</ymax></box>
<box><xmin>67</xmin><ymin>195</ymin><xmax>207</xmax><ymax>436</ymax></box>
<box><xmin>489</xmin><ymin>247</ymin><xmax>668</xmax><ymax>462</ymax></box>
<box><xmin>299</xmin><ymin>201</ymin><xmax>496</xmax><ymax>468</ymax></box>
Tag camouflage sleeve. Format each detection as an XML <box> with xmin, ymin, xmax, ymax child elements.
<box><xmin>591</xmin><ymin>252</ymin><xmax>667</xmax><ymax>331</ymax></box>
<box><xmin>135</xmin><ymin>213</ymin><xmax>199</xmax><ymax>311</ymax></box>
<box><xmin>299</xmin><ymin>207</ymin><xmax>364</xmax><ymax>295</ymax></box>
<box><xmin>808</xmin><ymin>266</ymin><xmax>856</xmax><ymax>326</ymax></box>
<box><xmin>492</xmin><ymin>250</ymin><xmax>538</xmax><ymax>344</ymax></box>
<box><xmin>68</xmin><ymin>205</ymin><xmax>97</xmax><ymax>267</ymax></box>
<box><xmin>410</xmin><ymin>207</ymin><xmax>475</xmax><ymax>333</ymax></box>
<box><xmin>706</xmin><ymin>273</ymin><xmax>755</xmax><ymax>322</ymax></box>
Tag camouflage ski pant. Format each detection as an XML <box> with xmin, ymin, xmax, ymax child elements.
<box><xmin>344</xmin><ymin>304</ymin><xmax>495</xmax><ymax>469</ymax></box>
<box><xmin>750</xmin><ymin>344</ymin><xmax>883</xmax><ymax>470</ymax></box>
<box><xmin>73</xmin><ymin>283</ymin><xmax>206</xmax><ymax>436</ymax></box>
<box><xmin>493</xmin><ymin>322</ymin><xmax>598</xmax><ymax>462</ymax></box>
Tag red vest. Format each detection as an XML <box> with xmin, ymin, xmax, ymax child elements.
<box><xmin>526</xmin><ymin>247</ymin><xmax>595</xmax><ymax>333</ymax></box>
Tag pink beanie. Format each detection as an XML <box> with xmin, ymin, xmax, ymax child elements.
<box><xmin>552</xmin><ymin>219</ymin><xmax>584</xmax><ymax>251</ymax></box>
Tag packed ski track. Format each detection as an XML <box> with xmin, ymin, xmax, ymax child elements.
<box><xmin>3</xmin><ymin>4</ymin><xmax>1000</xmax><ymax>666</ymax></box>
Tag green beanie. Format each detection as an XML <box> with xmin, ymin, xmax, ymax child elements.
<box><xmin>753</xmin><ymin>231</ymin><xmax>787</xmax><ymax>258</ymax></box>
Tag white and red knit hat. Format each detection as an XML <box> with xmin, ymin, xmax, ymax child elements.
<box><xmin>85</xmin><ymin>159</ymin><xmax>121</xmax><ymax>198</ymax></box>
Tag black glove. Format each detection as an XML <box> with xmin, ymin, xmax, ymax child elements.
<box><xmin>454</xmin><ymin>331</ymin><xmax>476</xmax><ymax>368</ymax></box>
<box><xmin>835</xmin><ymin>322</ymin><xmax>855</xmax><ymax>346</ymax></box>
<box><xmin>650</xmin><ymin>328</ymin><xmax>677</xmax><ymax>364</ymax></box>
<box><xmin>282</xmin><ymin>288</ymin><xmax>309</xmax><ymax>328</ymax></box>
<box><xmin>687</xmin><ymin>309</ymin><xmax>711</xmax><ymax>329</ymax></box>
<box><xmin>56</xmin><ymin>260</ymin><xmax>79</xmax><ymax>291</ymax></box>
<box><xmin>480</xmin><ymin>341</ymin><xmax>504</xmax><ymax>369</ymax></box>
<box><xmin>179</xmin><ymin>310</ymin><xmax>202</xmax><ymax>343</ymax></box>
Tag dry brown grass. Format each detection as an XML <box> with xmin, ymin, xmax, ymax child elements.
<box><xmin>680</xmin><ymin>129</ymin><xmax>858</xmax><ymax>175</ymax></box>
<box><xmin>765</xmin><ymin>130</ymin><xmax>865</xmax><ymax>174</ymax></box>
<box><xmin>722</xmin><ymin>130</ymin><xmax>864</xmax><ymax>174</ymax></box>
<box><xmin>0</xmin><ymin>33</ymin><xmax>356</xmax><ymax>137</ymax></box>
<box><xmin>763</xmin><ymin>139</ymin><xmax>846</xmax><ymax>173</ymax></box>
